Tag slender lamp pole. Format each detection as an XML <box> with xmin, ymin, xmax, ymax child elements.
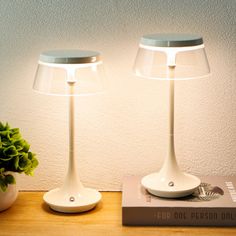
<box><xmin>61</xmin><ymin>80</ymin><xmax>83</xmax><ymax>196</ymax></box>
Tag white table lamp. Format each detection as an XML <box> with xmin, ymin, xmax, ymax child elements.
<box><xmin>134</xmin><ymin>34</ymin><xmax>210</xmax><ymax>198</ymax></box>
<box><xmin>33</xmin><ymin>50</ymin><xmax>104</xmax><ymax>212</ymax></box>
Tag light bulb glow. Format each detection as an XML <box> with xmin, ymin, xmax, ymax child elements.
<box><xmin>134</xmin><ymin>43</ymin><xmax>210</xmax><ymax>80</ymax></box>
<box><xmin>38</xmin><ymin>60</ymin><xmax>103</xmax><ymax>69</ymax></box>
<box><xmin>139</xmin><ymin>43</ymin><xmax>205</xmax><ymax>53</ymax></box>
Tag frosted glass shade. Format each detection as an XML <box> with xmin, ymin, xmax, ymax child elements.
<box><xmin>134</xmin><ymin>34</ymin><xmax>210</xmax><ymax>80</ymax></box>
<box><xmin>33</xmin><ymin>50</ymin><xmax>105</xmax><ymax>96</ymax></box>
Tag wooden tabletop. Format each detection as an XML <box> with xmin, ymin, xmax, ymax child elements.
<box><xmin>0</xmin><ymin>192</ymin><xmax>235</xmax><ymax>236</ymax></box>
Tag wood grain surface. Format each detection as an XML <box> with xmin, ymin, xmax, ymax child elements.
<box><xmin>0</xmin><ymin>192</ymin><xmax>235</xmax><ymax>236</ymax></box>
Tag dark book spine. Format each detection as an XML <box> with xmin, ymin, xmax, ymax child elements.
<box><xmin>122</xmin><ymin>207</ymin><xmax>236</xmax><ymax>226</ymax></box>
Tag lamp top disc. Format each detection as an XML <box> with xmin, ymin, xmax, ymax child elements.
<box><xmin>140</xmin><ymin>34</ymin><xmax>203</xmax><ymax>47</ymax></box>
<box><xmin>39</xmin><ymin>50</ymin><xmax>101</xmax><ymax>64</ymax></box>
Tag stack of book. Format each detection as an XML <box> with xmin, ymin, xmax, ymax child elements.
<box><xmin>122</xmin><ymin>176</ymin><xmax>236</xmax><ymax>226</ymax></box>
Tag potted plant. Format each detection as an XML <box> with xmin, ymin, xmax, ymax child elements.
<box><xmin>0</xmin><ymin>122</ymin><xmax>38</xmax><ymax>211</ymax></box>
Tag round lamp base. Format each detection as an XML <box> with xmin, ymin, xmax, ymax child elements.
<box><xmin>141</xmin><ymin>172</ymin><xmax>200</xmax><ymax>198</ymax></box>
<box><xmin>43</xmin><ymin>188</ymin><xmax>101</xmax><ymax>213</ymax></box>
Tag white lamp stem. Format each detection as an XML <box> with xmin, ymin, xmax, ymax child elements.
<box><xmin>167</xmin><ymin>66</ymin><xmax>178</xmax><ymax>167</ymax></box>
<box><xmin>160</xmin><ymin>65</ymin><xmax>180</xmax><ymax>177</ymax></box>
<box><xmin>168</xmin><ymin>67</ymin><xmax>175</xmax><ymax>155</ymax></box>
<box><xmin>62</xmin><ymin>81</ymin><xmax>84</xmax><ymax>192</ymax></box>
<box><xmin>69</xmin><ymin>82</ymin><xmax>76</xmax><ymax>174</ymax></box>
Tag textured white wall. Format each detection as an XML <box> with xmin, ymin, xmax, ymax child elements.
<box><xmin>0</xmin><ymin>0</ymin><xmax>235</xmax><ymax>191</ymax></box>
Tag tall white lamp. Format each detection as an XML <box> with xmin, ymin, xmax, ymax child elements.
<box><xmin>134</xmin><ymin>34</ymin><xmax>210</xmax><ymax>198</ymax></box>
<box><xmin>33</xmin><ymin>50</ymin><xmax>104</xmax><ymax>212</ymax></box>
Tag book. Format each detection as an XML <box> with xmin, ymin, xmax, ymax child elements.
<box><xmin>122</xmin><ymin>176</ymin><xmax>236</xmax><ymax>226</ymax></box>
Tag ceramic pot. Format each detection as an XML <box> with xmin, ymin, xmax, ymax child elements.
<box><xmin>0</xmin><ymin>176</ymin><xmax>18</xmax><ymax>212</ymax></box>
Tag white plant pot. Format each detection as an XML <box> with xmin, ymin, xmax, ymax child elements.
<box><xmin>0</xmin><ymin>178</ymin><xmax>18</xmax><ymax>212</ymax></box>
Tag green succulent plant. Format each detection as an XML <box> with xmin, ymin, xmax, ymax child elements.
<box><xmin>0</xmin><ymin>122</ymin><xmax>38</xmax><ymax>192</ymax></box>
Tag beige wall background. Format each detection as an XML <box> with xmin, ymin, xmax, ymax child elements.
<box><xmin>0</xmin><ymin>0</ymin><xmax>235</xmax><ymax>190</ymax></box>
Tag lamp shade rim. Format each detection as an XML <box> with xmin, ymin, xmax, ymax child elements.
<box><xmin>32</xmin><ymin>87</ymin><xmax>105</xmax><ymax>97</ymax></box>
<box><xmin>141</xmin><ymin>33</ymin><xmax>203</xmax><ymax>47</ymax></box>
<box><xmin>134</xmin><ymin>71</ymin><xmax>211</xmax><ymax>80</ymax></box>
<box><xmin>39</xmin><ymin>50</ymin><xmax>101</xmax><ymax>64</ymax></box>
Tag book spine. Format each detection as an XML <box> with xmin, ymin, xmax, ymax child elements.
<box><xmin>122</xmin><ymin>207</ymin><xmax>236</xmax><ymax>226</ymax></box>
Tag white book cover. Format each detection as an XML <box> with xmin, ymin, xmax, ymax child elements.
<box><xmin>122</xmin><ymin>176</ymin><xmax>236</xmax><ymax>226</ymax></box>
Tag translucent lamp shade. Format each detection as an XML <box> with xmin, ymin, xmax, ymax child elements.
<box><xmin>134</xmin><ymin>34</ymin><xmax>210</xmax><ymax>80</ymax></box>
<box><xmin>33</xmin><ymin>50</ymin><xmax>105</xmax><ymax>96</ymax></box>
